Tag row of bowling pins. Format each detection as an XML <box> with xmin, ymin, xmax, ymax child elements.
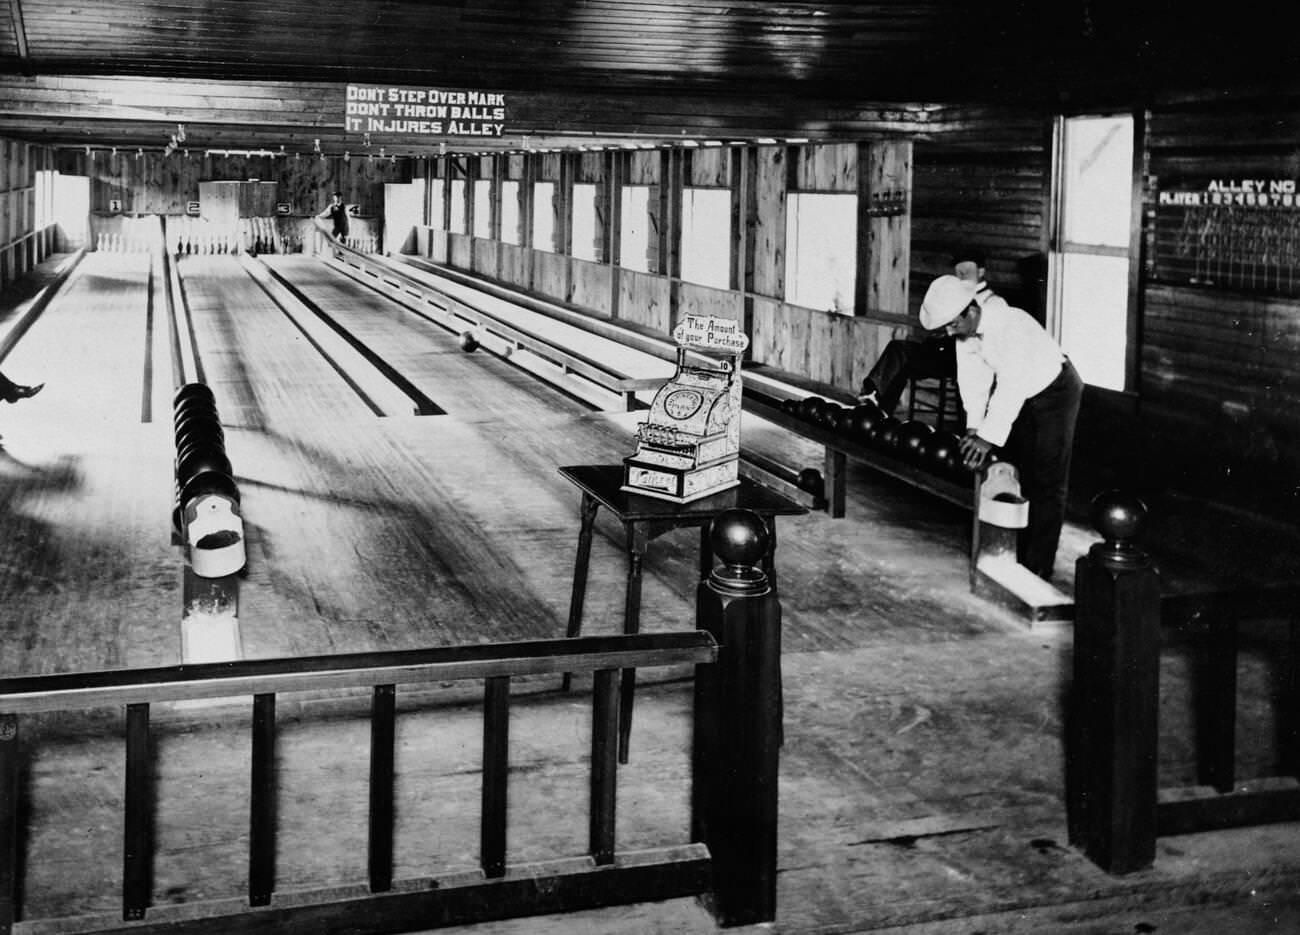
<box><xmin>341</xmin><ymin>236</ymin><xmax>378</xmax><ymax>253</ymax></box>
<box><xmin>96</xmin><ymin>233</ymin><xmax>153</xmax><ymax>253</ymax></box>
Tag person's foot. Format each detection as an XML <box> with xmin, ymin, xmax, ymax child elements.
<box><xmin>856</xmin><ymin>378</ymin><xmax>879</xmax><ymax>406</ymax></box>
<box><xmin>14</xmin><ymin>383</ymin><xmax>43</xmax><ymax>400</ymax></box>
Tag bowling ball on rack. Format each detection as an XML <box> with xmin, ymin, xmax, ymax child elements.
<box><xmin>925</xmin><ymin>430</ymin><xmax>960</xmax><ymax>475</ymax></box>
<box><xmin>849</xmin><ymin>402</ymin><xmax>884</xmax><ymax>440</ymax></box>
<box><xmin>874</xmin><ymin>416</ymin><xmax>902</xmax><ymax>452</ymax></box>
<box><xmin>796</xmin><ymin>467</ymin><xmax>824</xmax><ymax>498</ymax></box>
<box><xmin>897</xmin><ymin>421</ymin><xmax>934</xmax><ymax>463</ymax></box>
<box><xmin>779</xmin><ymin>397</ymin><xmax>800</xmax><ymax>416</ymax></box>
<box><xmin>831</xmin><ymin>404</ymin><xmax>856</xmax><ymax>435</ymax></box>
<box><xmin>173</xmin><ymin>383</ymin><xmax>215</xmax><ymax>409</ymax></box>
<box><xmin>818</xmin><ymin>401</ymin><xmax>843</xmax><ymax>429</ymax></box>
<box><xmin>798</xmin><ymin>396</ymin><xmax>824</xmax><ymax>421</ymax></box>
<box><xmin>176</xmin><ymin>442</ymin><xmax>232</xmax><ymax>478</ymax></box>
<box><xmin>179</xmin><ymin>468</ymin><xmax>241</xmax><ymax>508</ymax></box>
<box><xmin>459</xmin><ymin>331</ymin><xmax>480</xmax><ymax>352</ymax></box>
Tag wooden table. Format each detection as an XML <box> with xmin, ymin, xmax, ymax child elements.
<box><xmin>558</xmin><ymin>464</ymin><xmax>806</xmax><ymax>762</ymax></box>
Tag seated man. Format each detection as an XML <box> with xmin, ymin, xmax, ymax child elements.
<box><xmin>857</xmin><ymin>248</ymin><xmax>1004</xmax><ymax>413</ymax></box>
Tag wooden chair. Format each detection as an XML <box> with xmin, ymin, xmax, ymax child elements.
<box><xmin>906</xmin><ymin>375</ymin><xmax>962</xmax><ymax>431</ymax></box>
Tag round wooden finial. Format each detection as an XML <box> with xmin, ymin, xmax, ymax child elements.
<box><xmin>709</xmin><ymin>509</ymin><xmax>770</xmax><ymax>595</ymax></box>
<box><xmin>1089</xmin><ymin>489</ymin><xmax>1149</xmax><ymax>568</ymax></box>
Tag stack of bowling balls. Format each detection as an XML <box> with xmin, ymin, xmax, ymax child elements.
<box><xmin>778</xmin><ymin>394</ymin><xmax>976</xmax><ymax>484</ymax></box>
<box><xmin>173</xmin><ymin>383</ymin><xmax>241</xmax><ymax>536</ymax></box>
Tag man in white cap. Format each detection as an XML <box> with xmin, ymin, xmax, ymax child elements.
<box><xmin>858</xmin><ymin>247</ymin><xmax>1004</xmax><ymax>413</ymax></box>
<box><xmin>919</xmin><ymin>274</ymin><xmax>1083</xmax><ymax>581</ymax></box>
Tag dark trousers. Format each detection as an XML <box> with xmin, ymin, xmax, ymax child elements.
<box><xmin>1004</xmin><ymin>359</ymin><xmax>1084</xmax><ymax>580</ymax></box>
<box><xmin>866</xmin><ymin>337</ymin><xmax>956</xmax><ymax>414</ymax></box>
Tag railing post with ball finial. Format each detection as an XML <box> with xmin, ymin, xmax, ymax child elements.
<box><xmin>691</xmin><ymin>508</ymin><xmax>781</xmax><ymax>926</ymax></box>
<box><xmin>1066</xmin><ymin>489</ymin><xmax>1161</xmax><ymax>874</ymax></box>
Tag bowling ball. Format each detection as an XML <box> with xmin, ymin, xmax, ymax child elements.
<box><xmin>925</xmin><ymin>430</ymin><xmax>960</xmax><ymax>475</ymax></box>
<box><xmin>173</xmin><ymin>382</ymin><xmax>214</xmax><ymax>409</ymax></box>
<box><xmin>818</xmin><ymin>401</ymin><xmax>843</xmax><ymax>429</ymax></box>
<box><xmin>796</xmin><ymin>467</ymin><xmax>824</xmax><ymax>498</ymax></box>
<box><xmin>177</xmin><ymin>447</ymin><xmax>233</xmax><ymax>486</ymax></box>
<box><xmin>174</xmin><ymin>436</ymin><xmax>226</xmax><ymax>471</ymax></box>
<box><xmin>779</xmin><ymin>397</ymin><xmax>800</xmax><ymax>416</ymax></box>
<box><xmin>174</xmin><ymin>411</ymin><xmax>223</xmax><ymax>444</ymax></box>
<box><xmin>849</xmin><ymin>402</ymin><xmax>884</xmax><ymax>440</ymax></box>
<box><xmin>831</xmin><ymin>405</ymin><xmax>856</xmax><ymax>435</ymax></box>
<box><xmin>179</xmin><ymin>468</ymin><xmax>241</xmax><ymax>507</ymax></box>
<box><xmin>798</xmin><ymin>396</ymin><xmax>823</xmax><ymax>421</ymax></box>
<box><xmin>897</xmin><ymin>421</ymin><xmax>934</xmax><ymax>463</ymax></box>
<box><xmin>459</xmin><ymin>331</ymin><xmax>480</xmax><ymax>352</ymax></box>
<box><xmin>874</xmin><ymin>416</ymin><xmax>902</xmax><ymax>452</ymax></box>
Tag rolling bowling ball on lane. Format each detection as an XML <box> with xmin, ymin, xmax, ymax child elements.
<box><xmin>796</xmin><ymin>467</ymin><xmax>824</xmax><ymax>498</ymax></box>
<box><xmin>459</xmin><ymin>331</ymin><xmax>480</xmax><ymax>352</ymax></box>
<box><xmin>896</xmin><ymin>420</ymin><xmax>934</xmax><ymax>463</ymax></box>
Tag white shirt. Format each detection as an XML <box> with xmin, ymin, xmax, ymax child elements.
<box><xmin>955</xmin><ymin>301</ymin><xmax>1066</xmax><ymax>447</ymax></box>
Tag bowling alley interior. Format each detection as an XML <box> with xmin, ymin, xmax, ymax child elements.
<box><xmin>1</xmin><ymin>3</ymin><xmax>1299</xmax><ymax>934</ymax></box>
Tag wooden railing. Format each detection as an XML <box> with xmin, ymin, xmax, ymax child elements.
<box><xmin>316</xmin><ymin>235</ymin><xmax>657</xmax><ymax>412</ymax></box>
<box><xmin>1066</xmin><ymin>490</ymin><xmax>1300</xmax><ymax>874</ymax></box>
<box><xmin>0</xmin><ymin>632</ymin><xmax>742</xmax><ymax>934</ymax></box>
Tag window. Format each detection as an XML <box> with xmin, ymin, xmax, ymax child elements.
<box><xmin>680</xmin><ymin>188</ymin><xmax>731</xmax><ymax>289</ymax></box>
<box><xmin>501</xmin><ymin>181</ymin><xmax>521</xmax><ymax>245</ymax></box>
<box><xmin>449</xmin><ymin>178</ymin><xmax>467</xmax><ymax>234</ymax></box>
<box><xmin>1050</xmin><ymin>114</ymin><xmax>1136</xmax><ymax>391</ymax></box>
<box><xmin>785</xmin><ymin>192</ymin><xmax>856</xmax><ymax>313</ymax></box>
<box><xmin>533</xmin><ymin>181</ymin><xmax>556</xmax><ymax>252</ymax></box>
<box><xmin>619</xmin><ymin>185</ymin><xmax>653</xmax><ymax>273</ymax></box>
<box><xmin>473</xmin><ymin>179</ymin><xmax>492</xmax><ymax>238</ymax></box>
<box><xmin>572</xmin><ymin>183</ymin><xmax>599</xmax><ymax>261</ymax></box>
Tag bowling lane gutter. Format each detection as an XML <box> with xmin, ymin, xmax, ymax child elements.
<box><xmin>242</xmin><ymin>257</ymin><xmax>444</xmax><ymax>416</ymax></box>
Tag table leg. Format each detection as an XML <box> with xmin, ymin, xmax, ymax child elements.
<box><xmin>619</xmin><ymin>522</ymin><xmax>648</xmax><ymax>764</ymax></box>
<box><xmin>561</xmin><ymin>494</ymin><xmax>600</xmax><ymax>692</ymax></box>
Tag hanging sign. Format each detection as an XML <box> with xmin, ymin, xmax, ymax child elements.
<box><xmin>1151</xmin><ymin>176</ymin><xmax>1300</xmax><ymax>296</ymax></box>
<box><xmin>345</xmin><ymin>84</ymin><xmax>508</xmax><ymax>139</ymax></box>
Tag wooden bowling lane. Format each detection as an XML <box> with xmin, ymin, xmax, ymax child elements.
<box><xmin>0</xmin><ymin>251</ymin><xmax>180</xmax><ymax>677</ymax></box>
<box><xmin>160</xmin><ymin>254</ymin><xmax>687</xmax><ymax>660</ymax></box>
<box><xmin>176</xmin><ymin>254</ymin><xmax>382</xmax><ymax>431</ymax></box>
<box><xmin>261</xmin><ymin>255</ymin><xmax>595</xmax><ymax>424</ymax></box>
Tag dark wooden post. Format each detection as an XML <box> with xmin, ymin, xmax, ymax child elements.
<box><xmin>1066</xmin><ymin>490</ymin><xmax>1161</xmax><ymax>874</ymax></box>
<box><xmin>692</xmin><ymin>509</ymin><xmax>781</xmax><ymax>926</ymax></box>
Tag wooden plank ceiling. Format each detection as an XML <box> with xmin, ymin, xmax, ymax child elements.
<box><xmin>0</xmin><ymin>0</ymin><xmax>1290</xmax><ymax>157</ymax></box>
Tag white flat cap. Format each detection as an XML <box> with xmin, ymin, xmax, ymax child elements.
<box><xmin>919</xmin><ymin>275</ymin><xmax>978</xmax><ymax>330</ymax></box>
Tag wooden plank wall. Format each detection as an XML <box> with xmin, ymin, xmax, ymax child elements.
<box><xmin>0</xmin><ymin>138</ymin><xmax>56</xmax><ymax>290</ymax></box>
<box><xmin>911</xmin><ymin>110</ymin><xmax>1051</xmax><ymax>316</ymax></box>
<box><xmin>53</xmin><ymin>149</ymin><xmax>409</xmax><ymax>240</ymax></box>
<box><xmin>419</xmin><ymin>142</ymin><xmax>921</xmax><ymax>395</ymax></box>
<box><xmin>1139</xmin><ymin>90</ymin><xmax>1300</xmax><ymax>510</ymax></box>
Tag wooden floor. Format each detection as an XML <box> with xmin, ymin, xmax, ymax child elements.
<box><xmin>1</xmin><ymin>251</ymin><xmax>1299</xmax><ymax>934</ymax></box>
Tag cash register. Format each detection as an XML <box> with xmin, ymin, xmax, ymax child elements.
<box><xmin>622</xmin><ymin>315</ymin><xmax>749</xmax><ymax>503</ymax></box>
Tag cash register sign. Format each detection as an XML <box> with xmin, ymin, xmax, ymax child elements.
<box><xmin>621</xmin><ymin>315</ymin><xmax>749</xmax><ymax>502</ymax></box>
